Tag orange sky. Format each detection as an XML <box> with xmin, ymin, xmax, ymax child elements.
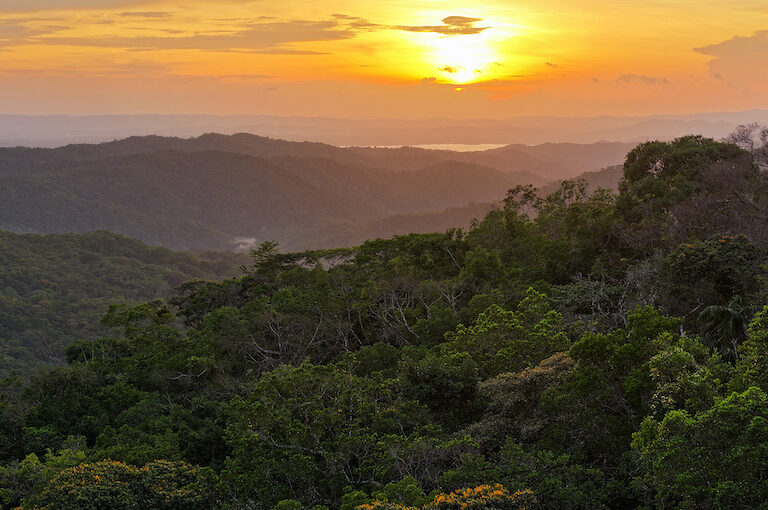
<box><xmin>0</xmin><ymin>0</ymin><xmax>767</xmax><ymax>117</ymax></box>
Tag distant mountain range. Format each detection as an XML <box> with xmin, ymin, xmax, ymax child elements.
<box><xmin>0</xmin><ymin>133</ymin><xmax>632</xmax><ymax>251</ymax></box>
<box><xmin>0</xmin><ymin>109</ymin><xmax>763</xmax><ymax>147</ymax></box>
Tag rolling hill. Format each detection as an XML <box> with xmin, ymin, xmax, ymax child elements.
<box><xmin>0</xmin><ymin>229</ymin><xmax>248</xmax><ymax>374</ymax></box>
<box><xmin>0</xmin><ymin>133</ymin><xmax>632</xmax><ymax>251</ymax></box>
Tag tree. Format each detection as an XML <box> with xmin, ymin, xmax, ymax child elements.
<box><xmin>663</xmin><ymin>235</ymin><xmax>765</xmax><ymax>316</ymax></box>
<box><xmin>618</xmin><ymin>136</ymin><xmax>746</xmax><ymax>221</ymax></box>
<box><xmin>731</xmin><ymin>306</ymin><xmax>768</xmax><ymax>392</ymax></box>
<box><xmin>359</xmin><ymin>484</ymin><xmax>537</xmax><ymax>510</ymax></box>
<box><xmin>443</xmin><ymin>289</ymin><xmax>569</xmax><ymax>378</ymax></box>
<box><xmin>29</xmin><ymin>459</ymin><xmax>218</xmax><ymax>510</ymax></box>
<box><xmin>533</xmin><ymin>307</ymin><xmax>684</xmax><ymax>505</ymax></box>
<box><xmin>463</xmin><ymin>353</ymin><xmax>575</xmax><ymax>451</ymax></box>
<box><xmin>223</xmin><ymin>361</ymin><xmax>469</xmax><ymax>508</ymax></box>
<box><xmin>633</xmin><ymin>387</ymin><xmax>768</xmax><ymax>508</ymax></box>
<box><xmin>724</xmin><ymin>122</ymin><xmax>768</xmax><ymax>169</ymax></box>
<box><xmin>399</xmin><ymin>351</ymin><xmax>480</xmax><ymax>430</ymax></box>
<box><xmin>616</xmin><ymin>136</ymin><xmax>749</xmax><ymax>253</ymax></box>
<box><xmin>698</xmin><ymin>295</ymin><xmax>757</xmax><ymax>362</ymax></box>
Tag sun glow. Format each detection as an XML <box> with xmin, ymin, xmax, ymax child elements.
<box><xmin>426</xmin><ymin>30</ymin><xmax>502</xmax><ymax>84</ymax></box>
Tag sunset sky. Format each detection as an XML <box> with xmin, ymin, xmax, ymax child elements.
<box><xmin>1</xmin><ymin>0</ymin><xmax>767</xmax><ymax>118</ymax></box>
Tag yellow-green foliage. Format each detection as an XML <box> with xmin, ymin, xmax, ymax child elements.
<box><xmin>20</xmin><ymin>459</ymin><xmax>218</xmax><ymax>510</ymax></box>
<box><xmin>359</xmin><ymin>484</ymin><xmax>537</xmax><ymax>510</ymax></box>
<box><xmin>444</xmin><ymin>288</ymin><xmax>569</xmax><ymax>378</ymax></box>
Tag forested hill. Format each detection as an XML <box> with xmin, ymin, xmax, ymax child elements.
<box><xmin>0</xmin><ymin>134</ymin><xmax>630</xmax><ymax>251</ymax></box>
<box><xmin>0</xmin><ymin>230</ymin><xmax>247</xmax><ymax>374</ymax></box>
<box><xmin>2</xmin><ymin>132</ymin><xmax>631</xmax><ymax>178</ymax></box>
<box><xmin>347</xmin><ymin>141</ymin><xmax>633</xmax><ymax>178</ymax></box>
<box><xmin>2</xmin><ymin>133</ymin><xmax>768</xmax><ymax>508</ymax></box>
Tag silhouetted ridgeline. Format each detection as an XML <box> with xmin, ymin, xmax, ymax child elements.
<box><xmin>0</xmin><ymin>133</ymin><xmax>630</xmax><ymax>251</ymax></box>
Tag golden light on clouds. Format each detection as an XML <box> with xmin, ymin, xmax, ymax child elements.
<box><xmin>0</xmin><ymin>0</ymin><xmax>766</xmax><ymax>117</ymax></box>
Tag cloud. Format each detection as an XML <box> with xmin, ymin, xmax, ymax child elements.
<box><xmin>417</xmin><ymin>75</ymin><xmax>535</xmax><ymax>91</ymax></box>
<box><xmin>331</xmin><ymin>13</ymin><xmax>379</xmax><ymax>29</ymax></box>
<box><xmin>439</xmin><ymin>65</ymin><xmax>460</xmax><ymax>73</ymax></box>
<box><xmin>0</xmin><ymin>59</ymin><xmax>170</xmax><ymax>77</ymax></box>
<box><xmin>693</xmin><ymin>31</ymin><xmax>768</xmax><ymax>84</ymax></box>
<box><xmin>4</xmin><ymin>18</ymin><xmax>358</xmax><ymax>53</ymax></box>
<box><xmin>250</xmin><ymin>48</ymin><xmax>330</xmax><ymax>55</ymax></box>
<box><xmin>178</xmin><ymin>73</ymin><xmax>272</xmax><ymax>80</ymax></box>
<box><xmin>0</xmin><ymin>0</ymin><xmax>154</xmax><ymax>12</ymax></box>
<box><xmin>694</xmin><ymin>30</ymin><xmax>768</xmax><ymax>57</ymax></box>
<box><xmin>397</xmin><ymin>16</ymin><xmax>489</xmax><ymax>36</ymax></box>
<box><xmin>546</xmin><ymin>62</ymin><xmax>559</xmax><ymax>68</ymax></box>
<box><xmin>442</xmin><ymin>16</ymin><xmax>483</xmax><ymax>27</ymax></box>
<box><xmin>616</xmin><ymin>73</ymin><xmax>669</xmax><ymax>85</ymax></box>
<box><xmin>118</xmin><ymin>11</ymin><xmax>173</xmax><ymax>18</ymax></box>
<box><xmin>0</xmin><ymin>20</ymin><xmax>35</xmax><ymax>40</ymax></box>
<box><xmin>0</xmin><ymin>18</ymin><xmax>61</xmax><ymax>41</ymax></box>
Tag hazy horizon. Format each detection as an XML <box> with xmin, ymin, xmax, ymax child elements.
<box><xmin>2</xmin><ymin>108</ymin><xmax>767</xmax><ymax>147</ymax></box>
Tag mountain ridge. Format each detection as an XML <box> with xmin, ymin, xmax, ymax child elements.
<box><xmin>0</xmin><ymin>133</ymin><xmax>632</xmax><ymax>251</ymax></box>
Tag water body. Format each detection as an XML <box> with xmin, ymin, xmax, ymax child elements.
<box><xmin>355</xmin><ymin>144</ymin><xmax>509</xmax><ymax>152</ymax></box>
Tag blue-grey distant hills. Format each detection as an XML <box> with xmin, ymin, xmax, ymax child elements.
<box><xmin>0</xmin><ymin>133</ymin><xmax>631</xmax><ymax>251</ymax></box>
<box><xmin>0</xmin><ymin>110</ymin><xmax>765</xmax><ymax>147</ymax></box>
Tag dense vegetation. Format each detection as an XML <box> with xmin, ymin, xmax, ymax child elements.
<box><xmin>0</xmin><ymin>134</ymin><xmax>627</xmax><ymax>251</ymax></box>
<box><xmin>0</xmin><ymin>230</ymin><xmax>247</xmax><ymax>375</ymax></box>
<box><xmin>1</xmin><ymin>130</ymin><xmax>768</xmax><ymax>508</ymax></box>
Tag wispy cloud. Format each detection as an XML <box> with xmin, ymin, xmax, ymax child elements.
<box><xmin>118</xmin><ymin>11</ymin><xmax>173</xmax><ymax>19</ymax></box>
<box><xmin>0</xmin><ymin>17</ymin><xmax>362</xmax><ymax>54</ymax></box>
<box><xmin>0</xmin><ymin>0</ymin><xmax>154</xmax><ymax>13</ymax></box>
<box><xmin>332</xmin><ymin>13</ymin><xmax>380</xmax><ymax>29</ymax></box>
<box><xmin>0</xmin><ymin>59</ymin><xmax>169</xmax><ymax>77</ymax></box>
<box><xmin>0</xmin><ymin>18</ymin><xmax>62</xmax><ymax>42</ymax></box>
<box><xmin>616</xmin><ymin>73</ymin><xmax>669</xmax><ymax>85</ymax></box>
<box><xmin>396</xmin><ymin>16</ymin><xmax>489</xmax><ymax>36</ymax></box>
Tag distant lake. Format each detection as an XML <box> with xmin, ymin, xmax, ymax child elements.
<box><xmin>357</xmin><ymin>143</ymin><xmax>509</xmax><ymax>152</ymax></box>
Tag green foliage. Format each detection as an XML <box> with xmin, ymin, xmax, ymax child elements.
<box><xmin>731</xmin><ymin>306</ymin><xmax>768</xmax><ymax>392</ymax></box>
<box><xmin>27</xmin><ymin>459</ymin><xmax>219</xmax><ymax>510</ymax></box>
<box><xmin>223</xmin><ymin>361</ymin><xmax>469</xmax><ymax>507</ymax></box>
<box><xmin>697</xmin><ymin>295</ymin><xmax>758</xmax><ymax>362</ymax></box>
<box><xmin>0</xmin><ymin>230</ymin><xmax>245</xmax><ymax>375</ymax></box>
<box><xmin>271</xmin><ymin>500</ymin><xmax>304</xmax><ymax>510</ymax></box>
<box><xmin>617</xmin><ymin>135</ymin><xmax>747</xmax><ymax>224</ymax></box>
<box><xmin>664</xmin><ymin>235</ymin><xmax>765</xmax><ymax>312</ymax></box>
<box><xmin>443</xmin><ymin>289</ymin><xmax>569</xmax><ymax>378</ymax></box>
<box><xmin>399</xmin><ymin>351</ymin><xmax>480</xmax><ymax>429</ymax></box>
<box><xmin>3</xmin><ymin>132</ymin><xmax>768</xmax><ymax>509</ymax></box>
<box><xmin>371</xmin><ymin>476</ymin><xmax>429</xmax><ymax>507</ymax></box>
<box><xmin>441</xmin><ymin>439</ymin><xmax>607</xmax><ymax>509</ymax></box>
<box><xmin>647</xmin><ymin>337</ymin><xmax>729</xmax><ymax>418</ymax></box>
<box><xmin>463</xmin><ymin>353</ymin><xmax>575</xmax><ymax>451</ymax></box>
<box><xmin>0</xmin><ymin>449</ymin><xmax>86</xmax><ymax>510</ymax></box>
<box><xmin>633</xmin><ymin>387</ymin><xmax>768</xmax><ymax>508</ymax></box>
<box><xmin>534</xmin><ymin>307</ymin><xmax>684</xmax><ymax>486</ymax></box>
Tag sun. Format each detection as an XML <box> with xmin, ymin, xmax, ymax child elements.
<box><xmin>427</xmin><ymin>31</ymin><xmax>501</xmax><ymax>85</ymax></box>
